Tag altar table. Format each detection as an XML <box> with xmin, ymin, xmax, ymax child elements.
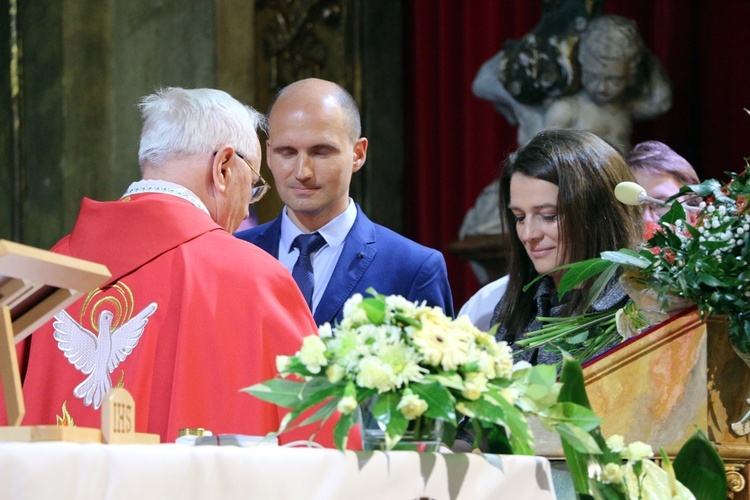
<box><xmin>0</xmin><ymin>442</ymin><xmax>555</xmax><ymax>499</ymax></box>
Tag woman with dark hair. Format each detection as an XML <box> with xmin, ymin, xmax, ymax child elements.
<box><xmin>463</xmin><ymin>129</ymin><xmax>642</xmax><ymax>365</ymax></box>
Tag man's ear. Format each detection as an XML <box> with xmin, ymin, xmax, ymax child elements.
<box><xmin>352</xmin><ymin>137</ymin><xmax>368</xmax><ymax>173</ymax></box>
<box><xmin>212</xmin><ymin>145</ymin><xmax>234</xmax><ymax>194</ymax></box>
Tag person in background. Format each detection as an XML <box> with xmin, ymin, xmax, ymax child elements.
<box><xmin>461</xmin><ymin>129</ymin><xmax>642</xmax><ymax>365</ymax></box>
<box><xmin>625</xmin><ymin>140</ymin><xmax>700</xmax><ymax>223</ymax></box>
<box><xmin>236</xmin><ymin>78</ymin><xmax>453</xmax><ymax>324</ymax></box>
<box><xmin>1</xmin><ymin>87</ymin><xmax>321</xmax><ymax>444</ymax></box>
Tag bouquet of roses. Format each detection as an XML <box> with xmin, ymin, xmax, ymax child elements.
<box><xmin>243</xmin><ymin>288</ymin><xmax>602</xmax><ymax>453</ymax></box>
<box><xmin>519</xmin><ymin>164</ymin><xmax>750</xmax><ymax>364</ymax></box>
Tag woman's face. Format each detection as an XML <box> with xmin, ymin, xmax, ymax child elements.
<box><xmin>509</xmin><ymin>173</ymin><xmax>564</xmax><ymax>283</ymax></box>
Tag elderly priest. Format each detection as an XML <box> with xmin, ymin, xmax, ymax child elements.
<box><xmin>0</xmin><ymin>88</ymin><xmax>320</xmax><ymax>444</ymax></box>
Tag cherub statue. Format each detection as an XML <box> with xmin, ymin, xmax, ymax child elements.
<box><xmin>473</xmin><ymin>15</ymin><xmax>672</xmax><ymax>152</ymax></box>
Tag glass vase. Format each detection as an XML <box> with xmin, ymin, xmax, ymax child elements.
<box><xmin>358</xmin><ymin>399</ymin><xmax>443</xmax><ymax>452</ymax></box>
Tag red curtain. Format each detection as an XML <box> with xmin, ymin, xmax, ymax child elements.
<box><xmin>405</xmin><ymin>0</ymin><xmax>750</xmax><ymax>309</ymax></box>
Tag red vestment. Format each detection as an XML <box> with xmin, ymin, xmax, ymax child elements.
<box><xmin>1</xmin><ymin>193</ymin><xmax>323</xmax><ymax>443</ymax></box>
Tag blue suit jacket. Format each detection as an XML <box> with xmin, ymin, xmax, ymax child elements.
<box><xmin>236</xmin><ymin>206</ymin><xmax>454</xmax><ymax>325</ymax></box>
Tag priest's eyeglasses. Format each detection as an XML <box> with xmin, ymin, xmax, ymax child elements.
<box><xmin>235</xmin><ymin>151</ymin><xmax>271</xmax><ymax>204</ymax></box>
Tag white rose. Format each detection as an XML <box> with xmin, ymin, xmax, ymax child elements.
<box><xmin>601</xmin><ymin>462</ymin><xmax>624</xmax><ymax>484</ymax></box>
<box><xmin>298</xmin><ymin>335</ymin><xmax>328</xmax><ymax>374</ymax></box>
<box><xmin>336</xmin><ymin>396</ymin><xmax>358</xmax><ymax>415</ymax></box>
<box><xmin>276</xmin><ymin>355</ymin><xmax>291</xmax><ymax>374</ymax></box>
<box><xmin>622</xmin><ymin>441</ymin><xmax>654</xmax><ymax>462</ymax></box>
<box><xmin>606</xmin><ymin>434</ymin><xmax>626</xmax><ymax>453</ymax></box>
<box><xmin>461</xmin><ymin>372</ymin><xmax>487</xmax><ymax>401</ymax></box>
<box><xmin>326</xmin><ymin>364</ymin><xmax>346</xmax><ymax>384</ymax></box>
<box><xmin>396</xmin><ymin>393</ymin><xmax>428</xmax><ymax>420</ymax></box>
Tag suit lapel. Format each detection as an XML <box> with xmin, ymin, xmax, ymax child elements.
<box><xmin>253</xmin><ymin>217</ymin><xmax>282</xmax><ymax>257</ymax></box>
<box><xmin>314</xmin><ymin>207</ymin><xmax>376</xmax><ymax>325</ymax></box>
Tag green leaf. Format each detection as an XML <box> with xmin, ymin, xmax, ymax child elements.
<box><xmin>424</xmin><ymin>372</ymin><xmax>464</xmax><ymax>390</ymax></box>
<box><xmin>673</xmin><ymin>428</ymin><xmax>726</xmax><ymax>499</ymax></box>
<box><xmin>557</xmin><ymin>258</ymin><xmax>618</xmax><ymax>296</ymax></box>
<box><xmin>600</xmin><ymin>249</ymin><xmax>651</xmax><ymax>268</ymax></box>
<box><xmin>410</xmin><ymin>382</ymin><xmax>457</xmax><ymax>423</ymax></box>
<box><xmin>541</xmin><ymin>402</ymin><xmax>603</xmax><ymax>432</ymax></box>
<box><xmin>557</xmin><ymin>353</ymin><xmax>611</xmax><ymax>495</ymax></box>
<box><xmin>555</xmin><ymin>423</ymin><xmax>602</xmax><ymax>454</ymax></box>
<box><xmin>361</xmin><ymin>297</ymin><xmax>386</xmax><ymax>325</ymax></box>
<box><xmin>241</xmin><ymin>377</ymin><xmax>333</xmax><ymax>408</ymax></box>
<box><xmin>492</xmin><ymin>395</ymin><xmax>535</xmax><ymax>455</ymax></box>
<box><xmin>659</xmin><ymin>198</ymin><xmax>687</xmax><ymax>225</ymax></box>
<box><xmin>297</xmin><ymin>397</ymin><xmax>339</xmax><ymax>428</ymax></box>
<box><xmin>333</xmin><ymin>408</ymin><xmax>358</xmax><ymax>451</ymax></box>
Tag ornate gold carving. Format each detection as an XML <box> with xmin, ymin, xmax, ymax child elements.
<box><xmin>726</xmin><ymin>464</ymin><xmax>746</xmax><ymax>498</ymax></box>
<box><xmin>256</xmin><ymin>0</ymin><xmax>346</xmax><ymax>90</ymax></box>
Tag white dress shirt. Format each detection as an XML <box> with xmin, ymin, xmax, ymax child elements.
<box><xmin>278</xmin><ymin>199</ymin><xmax>357</xmax><ymax>313</ymax></box>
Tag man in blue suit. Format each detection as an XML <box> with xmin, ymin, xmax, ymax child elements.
<box><xmin>235</xmin><ymin>78</ymin><xmax>453</xmax><ymax>325</ymax></box>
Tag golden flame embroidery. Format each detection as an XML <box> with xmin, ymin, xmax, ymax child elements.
<box><xmin>56</xmin><ymin>401</ymin><xmax>75</xmax><ymax>427</ymax></box>
<box><xmin>115</xmin><ymin>370</ymin><xmax>125</xmax><ymax>389</ymax></box>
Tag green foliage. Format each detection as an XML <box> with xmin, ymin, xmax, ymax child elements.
<box><xmin>673</xmin><ymin>429</ymin><xmax>727</xmax><ymax>499</ymax></box>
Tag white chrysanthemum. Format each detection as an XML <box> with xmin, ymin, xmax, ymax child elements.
<box><xmin>622</xmin><ymin>441</ymin><xmax>654</xmax><ymax>462</ymax></box>
<box><xmin>379</xmin><ymin>341</ymin><xmax>427</xmax><ymax>387</ymax></box>
<box><xmin>336</xmin><ymin>395</ymin><xmax>358</xmax><ymax>415</ymax></box>
<box><xmin>318</xmin><ymin>322</ymin><xmax>334</xmax><ymax>338</ymax></box>
<box><xmin>298</xmin><ymin>335</ymin><xmax>328</xmax><ymax>374</ymax></box>
<box><xmin>461</xmin><ymin>372</ymin><xmax>487</xmax><ymax>400</ymax></box>
<box><xmin>326</xmin><ymin>329</ymin><xmax>364</xmax><ymax>370</ymax></box>
<box><xmin>397</xmin><ymin>393</ymin><xmax>428</xmax><ymax>420</ymax></box>
<box><xmin>342</xmin><ymin>293</ymin><xmax>363</xmax><ymax>318</ymax></box>
<box><xmin>326</xmin><ymin>364</ymin><xmax>346</xmax><ymax>384</ymax></box>
<box><xmin>601</xmin><ymin>462</ymin><xmax>624</xmax><ymax>485</ymax></box>
<box><xmin>606</xmin><ymin>434</ymin><xmax>626</xmax><ymax>453</ymax></box>
<box><xmin>348</xmin><ymin>306</ymin><xmax>370</xmax><ymax>326</ymax></box>
<box><xmin>356</xmin><ymin>356</ymin><xmax>397</xmax><ymax>393</ymax></box>
<box><xmin>385</xmin><ymin>294</ymin><xmax>418</xmax><ymax>315</ymax></box>
<box><xmin>276</xmin><ymin>355</ymin><xmax>291</xmax><ymax>374</ymax></box>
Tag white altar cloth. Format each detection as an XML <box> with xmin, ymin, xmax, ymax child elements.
<box><xmin>0</xmin><ymin>442</ymin><xmax>556</xmax><ymax>499</ymax></box>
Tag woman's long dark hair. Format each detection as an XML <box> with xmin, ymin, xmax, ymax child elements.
<box><xmin>495</xmin><ymin>129</ymin><xmax>642</xmax><ymax>338</ymax></box>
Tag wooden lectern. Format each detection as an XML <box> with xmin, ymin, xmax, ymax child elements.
<box><xmin>535</xmin><ymin>308</ymin><xmax>750</xmax><ymax>498</ymax></box>
<box><xmin>0</xmin><ymin>239</ymin><xmax>112</xmax><ymax>427</ymax></box>
<box><xmin>583</xmin><ymin>309</ymin><xmax>750</xmax><ymax>497</ymax></box>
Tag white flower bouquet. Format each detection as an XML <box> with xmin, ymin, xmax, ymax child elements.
<box><xmin>243</xmin><ymin>288</ymin><xmax>601</xmax><ymax>452</ymax></box>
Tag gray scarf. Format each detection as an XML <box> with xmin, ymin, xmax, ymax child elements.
<box><xmin>490</xmin><ymin>274</ymin><xmax>630</xmax><ymax>365</ymax></box>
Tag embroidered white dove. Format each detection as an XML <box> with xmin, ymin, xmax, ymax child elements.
<box><xmin>53</xmin><ymin>302</ymin><xmax>158</xmax><ymax>410</ymax></box>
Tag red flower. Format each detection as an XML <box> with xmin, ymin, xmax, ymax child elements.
<box><xmin>644</xmin><ymin>221</ymin><xmax>662</xmax><ymax>240</ymax></box>
<box><xmin>662</xmin><ymin>248</ymin><xmax>677</xmax><ymax>264</ymax></box>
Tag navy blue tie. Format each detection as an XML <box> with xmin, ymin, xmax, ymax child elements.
<box><xmin>291</xmin><ymin>233</ymin><xmax>326</xmax><ymax>310</ymax></box>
